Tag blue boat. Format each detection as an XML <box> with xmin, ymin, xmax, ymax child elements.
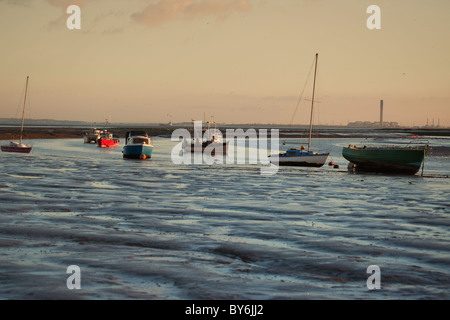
<box><xmin>122</xmin><ymin>131</ymin><xmax>153</xmax><ymax>159</ymax></box>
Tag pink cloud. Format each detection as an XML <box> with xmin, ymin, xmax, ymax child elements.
<box><xmin>47</xmin><ymin>0</ymin><xmax>89</xmax><ymax>9</ymax></box>
<box><xmin>133</xmin><ymin>0</ymin><xmax>251</xmax><ymax>27</ymax></box>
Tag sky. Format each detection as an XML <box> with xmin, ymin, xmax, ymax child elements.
<box><xmin>0</xmin><ymin>0</ymin><xmax>449</xmax><ymax>127</ymax></box>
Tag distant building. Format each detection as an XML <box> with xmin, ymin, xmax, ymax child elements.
<box><xmin>347</xmin><ymin>121</ymin><xmax>399</xmax><ymax>128</ymax></box>
<box><xmin>347</xmin><ymin>100</ymin><xmax>400</xmax><ymax>128</ymax></box>
<box><xmin>422</xmin><ymin>118</ymin><xmax>441</xmax><ymax>128</ymax></box>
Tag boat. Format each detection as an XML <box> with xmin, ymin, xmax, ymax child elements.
<box><xmin>274</xmin><ymin>147</ymin><xmax>330</xmax><ymax>167</ymax></box>
<box><xmin>342</xmin><ymin>144</ymin><xmax>429</xmax><ymax>175</ymax></box>
<box><xmin>83</xmin><ymin>127</ymin><xmax>101</xmax><ymax>144</ymax></box>
<box><xmin>182</xmin><ymin>121</ymin><xmax>229</xmax><ymax>155</ymax></box>
<box><xmin>269</xmin><ymin>53</ymin><xmax>329</xmax><ymax>167</ymax></box>
<box><xmin>97</xmin><ymin>130</ymin><xmax>119</xmax><ymax>148</ymax></box>
<box><xmin>1</xmin><ymin>141</ymin><xmax>32</xmax><ymax>153</ymax></box>
<box><xmin>1</xmin><ymin>76</ymin><xmax>33</xmax><ymax>154</ymax></box>
<box><xmin>122</xmin><ymin>131</ymin><xmax>153</xmax><ymax>159</ymax></box>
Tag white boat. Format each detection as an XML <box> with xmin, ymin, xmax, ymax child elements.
<box><xmin>83</xmin><ymin>127</ymin><xmax>101</xmax><ymax>143</ymax></box>
<box><xmin>269</xmin><ymin>53</ymin><xmax>329</xmax><ymax>167</ymax></box>
<box><xmin>276</xmin><ymin>148</ymin><xmax>330</xmax><ymax>167</ymax></box>
<box><xmin>1</xmin><ymin>76</ymin><xmax>33</xmax><ymax>154</ymax></box>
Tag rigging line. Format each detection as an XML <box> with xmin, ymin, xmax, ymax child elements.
<box><xmin>25</xmin><ymin>80</ymin><xmax>31</xmax><ymax>118</ymax></box>
<box><xmin>14</xmin><ymin>79</ymin><xmax>28</xmax><ymax>119</ymax></box>
<box><xmin>289</xmin><ymin>55</ymin><xmax>316</xmax><ymax>126</ymax></box>
<box><xmin>315</xmin><ymin>68</ymin><xmax>321</xmax><ymax>128</ymax></box>
<box><xmin>311</xmin><ymin>64</ymin><xmax>323</xmax><ymax>142</ymax></box>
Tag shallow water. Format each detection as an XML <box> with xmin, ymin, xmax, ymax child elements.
<box><xmin>0</xmin><ymin>135</ymin><xmax>449</xmax><ymax>300</ymax></box>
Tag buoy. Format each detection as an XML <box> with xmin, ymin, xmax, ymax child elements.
<box><xmin>140</xmin><ymin>154</ymin><xmax>146</xmax><ymax>160</ymax></box>
<box><xmin>333</xmin><ymin>164</ymin><xmax>340</xmax><ymax>169</ymax></box>
<box><xmin>328</xmin><ymin>161</ymin><xmax>334</xmax><ymax>166</ymax></box>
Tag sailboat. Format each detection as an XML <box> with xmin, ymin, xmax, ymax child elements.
<box><xmin>269</xmin><ymin>53</ymin><xmax>329</xmax><ymax>167</ymax></box>
<box><xmin>1</xmin><ymin>76</ymin><xmax>33</xmax><ymax>154</ymax></box>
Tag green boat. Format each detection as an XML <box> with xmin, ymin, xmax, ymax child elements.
<box><xmin>342</xmin><ymin>145</ymin><xmax>429</xmax><ymax>175</ymax></box>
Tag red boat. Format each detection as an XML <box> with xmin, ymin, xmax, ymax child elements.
<box><xmin>97</xmin><ymin>130</ymin><xmax>119</xmax><ymax>148</ymax></box>
<box><xmin>1</xmin><ymin>141</ymin><xmax>32</xmax><ymax>153</ymax></box>
<box><xmin>98</xmin><ymin>138</ymin><xmax>119</xmax><ymax>148</ymax></box>
<box><xmin>1</xmin><ymin>76</ymin><xmax>33</xmax><ymax>154</ymax></box>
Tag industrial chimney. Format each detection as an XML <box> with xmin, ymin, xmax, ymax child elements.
<box><xmin>380</xmin><ymin>100</ymin><xmax>383</xmax><ymax>128</ymax></box>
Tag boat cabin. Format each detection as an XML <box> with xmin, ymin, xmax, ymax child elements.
<box><xmin>282</xmin><ymin>148</ymin><xmax>317</xmax><ymax>157</ymax></box>
<box><xmin>125</xmin><ymin>131</ymin><xmax>150</xmax><ymax>145</ymax></box>
<box><xmin>128</xmin><ymin>136</ymin><xmax>150</xmax><ymax>145</ymax></box>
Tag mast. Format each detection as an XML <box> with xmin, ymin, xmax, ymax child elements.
<box><xmin>20</xmin><ymin>76</ymin><xmax>30</xmax><ymax>145</ymax></box>
<box><xmin>307</xmin><ymin>53</ymin><xmax>318</xmax><ymax>152</ymax></box>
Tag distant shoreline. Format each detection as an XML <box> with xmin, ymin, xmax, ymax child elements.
<box><xmin>0</xmin><ymin>126</ymin><xmax>449</xmax><ymax>141</ymax></box>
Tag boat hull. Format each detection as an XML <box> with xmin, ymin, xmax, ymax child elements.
<box><xmin>84</xmin><ymin>134</ymin><xmax>100</xmax><ymax>143</ymax></box>
<box><xmin>122</xmin><ymin>144</ymin><xmax>153</xmax><ymax>159</ymax></box>
<box><xmin>271</xmin><ymin>153</ymin><xmax>329</xmax><ymax>167</ymax></box>
<box><xmin>342</xmin><ymin>147</ymin><xmax>426</xmax><ymax>174</ymax></box>
<box><xmin>97</xmin><ymin>138</ymin><xmax>119</xmax><ymax>148</ymax></box>
<box><xmin>1</xmin><ymin>145</ymin><xmax>32</xmax><ymax>153</ymax></box>
<box><xmin>183</xmin><ymin>142</ymin><xmax>229</xmax><ymax>155</ymax></box>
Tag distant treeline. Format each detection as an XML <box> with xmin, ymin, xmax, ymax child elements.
<box><xmin>0</xmin><ymin>118</ymin><xmax>90</xmax><ymax>126</ymax></box>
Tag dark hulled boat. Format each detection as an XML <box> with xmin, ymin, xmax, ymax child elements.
<box><xmin>1</xmin><ymin>76</ymin><xmax>32</xmax><ymax>154</ymax></box>
<box><xmin>1</xmin><ymin>141</ymin><xmax>32</xmax><ymax>153</ymax></box>
<box><xmin>182</xmin><ymin>121</ymin><xmax>229</xmax><ymax>155</ymax></box>
<box><xmin>342</xmin><ymin>145</ymin><xmax>428</xmax><ymax>175</ymax></box>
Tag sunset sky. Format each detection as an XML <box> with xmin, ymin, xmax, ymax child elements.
<box><xmin>0</xmin><ymin>0</ymin><xmax>449</xmax><ymax>126</ymax></box>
